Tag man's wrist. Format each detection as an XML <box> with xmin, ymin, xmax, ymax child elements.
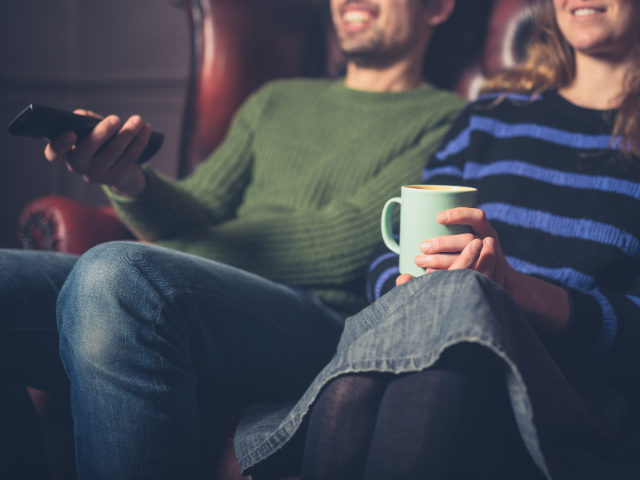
<box><xmin>110</xmin><ymin>167</ymin><xmax>147</xmax><ymax>198</ymax></box>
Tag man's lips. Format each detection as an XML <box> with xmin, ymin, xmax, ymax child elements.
<box><xmin>340</xmin><ymin>3</ymin><xmax>380</xmax><ymax>31</ymax></box>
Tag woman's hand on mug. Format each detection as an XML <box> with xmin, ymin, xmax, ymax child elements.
<box><xmin>396</xmin><ymin>237</ymin><xmax>498</xmax><ymax>285</ymax></box>
<box><xmin>398</xmin><ymin>207</ymin><xmax>511</xmax><ymax>288</ymax></box>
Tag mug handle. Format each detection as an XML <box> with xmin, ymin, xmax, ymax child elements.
<box><xmin>381</xmin><ymin>197</ymin><xmax>401</xmax><ymax>254</ymax></box>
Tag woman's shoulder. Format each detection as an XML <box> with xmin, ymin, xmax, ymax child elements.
<box><xmin>458</xmin><ymin>90</ymin><xmax>614</xmax><ymax>135</ymax></box>
<box><xmin>463</xmin><ymin>91</ymin><xmax>545</xmax><ymax>119</ymax></box>
<box><xmin>443</xmin><ymin>91</ymin><xmax>543</xmax><ymax>132</ymax></box>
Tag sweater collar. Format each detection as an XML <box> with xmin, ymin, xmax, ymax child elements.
<box><xmin>329</xmin><ymin>78</ymin><xmax>444</xmax><ymax>105</ymax></box>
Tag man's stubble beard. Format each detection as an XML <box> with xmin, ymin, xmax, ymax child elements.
<box><xmin>338</xmin><ymin>28</ymin><xmax>390</xmax><ymax>67</ymax></box>
<box><xmin>338</xmin><ymin>20</ymin><xmax>423</xmax><ymax>68</ymax></box>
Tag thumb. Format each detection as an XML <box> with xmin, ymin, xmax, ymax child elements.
<box><xmin>396</xmin><ymin>273</ymin><xmax>415</xmax><ymax>286</ymax></box>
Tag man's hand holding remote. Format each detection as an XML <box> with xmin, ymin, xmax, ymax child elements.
<box><xmin>44</xmin><ymin>109</ymin><xmax>151</xmax><ymax>197</ymax></box>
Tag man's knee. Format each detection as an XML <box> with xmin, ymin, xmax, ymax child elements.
<box><xmin>57</xmin><ymin>242</ymin><xmax>161</xmax><ymax>369</ymax></box>
<box><xmin>58</xmin><ymin>241</ymin><xmax>151</xmax><ymax>302</ymax></box>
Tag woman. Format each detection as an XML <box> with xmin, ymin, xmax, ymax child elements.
<box><xmin>233</xmin><ymin>0</ymin><xmax>640</xmax><ymax>478</ymax></box>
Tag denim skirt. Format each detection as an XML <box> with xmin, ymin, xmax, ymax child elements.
<box><xmin>233</xmin><ymin>270</ymin><xmax>639</xmax><ymax>479</ymax></box>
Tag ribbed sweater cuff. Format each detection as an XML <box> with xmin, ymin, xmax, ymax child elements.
<box><xmin>103</xmin><ymin>166</ymin><xmax>164</xmax><ymax>206</ymax></box>
<box><xmin>542</xmin><ymin>287</ymin><xmax>603</xmax><ymax>357</ymax></box>
<box><xmin>103</xmin><ymin>166</ymin><xmax>209</xmax><ymax>239</ymax></box>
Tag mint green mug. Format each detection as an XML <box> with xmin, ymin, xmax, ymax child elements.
<box><xmin>381</xmin><ymin>185</ymin><xmax>477</xmax><ymax>278</ymax></box>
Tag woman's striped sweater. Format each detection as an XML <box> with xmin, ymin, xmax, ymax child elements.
<box><xmin>367</xmin><ymin>91</ymin><xmax>640</xmax><ymax>374</ymax></box>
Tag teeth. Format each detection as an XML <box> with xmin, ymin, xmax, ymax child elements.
<box><xmin>344</xmin><ymin>10</ymin><xmax>372</xmax><ymax>25</ymax></box>
<box><xmin>573</xmin><ymin>8</ymin><xmax>601</xmax><ymax>16</ymax></box>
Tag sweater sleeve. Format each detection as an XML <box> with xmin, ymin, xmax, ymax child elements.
<box><xmin>155</xmin><ymin>121</ymin><xmax>455</xmax><ymax>288</ymax></box>
<box><xmin>366</xmin><ymin>104</ymin><xmax>474</xmax><ymax>302</ymax></box>
<box><xmin>544</xmin><ymin>276</ymin><xmax>640</xmax><ymax>376</ymax></box>
<box><xmin>103</xmin><ymin>87</ymin><xmax>262</xmax><ymax>240</ymax></box>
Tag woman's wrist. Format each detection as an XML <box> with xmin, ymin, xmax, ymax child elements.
<box><xmin>507</xmin><ymin>270</ymin><xmax>571</xmax><ymax>334</ymax></box>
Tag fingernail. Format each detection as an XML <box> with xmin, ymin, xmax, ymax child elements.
<box><xmin>471</xmin><ymin>239</ymin><xmax>482</xmax><ymax>252</ymax></box>
<box><xmin>437</xmin><ymin>212</ymin><xmax>449</xmax><ymax>222</ymax></box>
<box><xmin>486</xmin><ymin>237</ymin><xmax>495</xmax><ymax>247</ymax></box>
<box><xmin>420</xmin><ymin>241</ymin><xmax>430</xmax><ymax>253</ymax></box>
<box><xmin>416</xmin><ymin>256</ymin><xmax>426</xmax><ymax>267</ymax></box>
<box><xmin>110</xmin><ymin>116</ymin><xmax>120</xmax><ymax>126</ymax></box>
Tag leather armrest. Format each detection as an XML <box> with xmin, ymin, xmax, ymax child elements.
<box><xmin>18</xmin><ymin>195</ymin><xmax>135</xmax><ymax>255</ymax></box>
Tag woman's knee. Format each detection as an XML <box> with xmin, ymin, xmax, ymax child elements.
<box><xmin>403</xmin><ymin>269</ymin><xmax>518</xmax><ymax>322</ymax></box>
<box><xmin>408</xmin><ymin>269</ymin><xmax>497</xmax><ymax>299</ymax></box>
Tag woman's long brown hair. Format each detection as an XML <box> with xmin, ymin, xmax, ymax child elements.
<box><xmin>480</xmin><ymin>0</ymin><xmax>640</xmax><ymax>158</ymax></box>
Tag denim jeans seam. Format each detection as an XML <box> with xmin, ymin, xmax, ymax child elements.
<box><xmin>150</xmin><ymin>297</ymin><xmax>179</xmax><ymax>475</ymax></box>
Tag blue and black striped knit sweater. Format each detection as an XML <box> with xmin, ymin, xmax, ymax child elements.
<box><xmin>367</xmin><ymin>91</ymin><xmax>640</xmax><ymax>374</ymax></box>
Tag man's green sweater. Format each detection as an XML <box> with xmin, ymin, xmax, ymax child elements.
<box><xmin>105</xmin><ymin>79</ymin><xmax>465</xmax><ymax>314</ymax></box>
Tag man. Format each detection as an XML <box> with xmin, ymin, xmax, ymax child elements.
<box><xmin>0</xmin><ymin>0</ymin><xmax>463</xmax><ymax>478</ymax></box>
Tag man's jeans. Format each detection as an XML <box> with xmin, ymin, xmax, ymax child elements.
<box><xmin>0</xmin><ymin>242</ymin><xmax>344</xmax><ymax>479</ymax></box>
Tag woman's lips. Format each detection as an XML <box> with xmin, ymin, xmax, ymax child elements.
<box><xmin>571</xmin><ymin>6</ymin><xmax>607</xmax><ymax>18</ymax></box>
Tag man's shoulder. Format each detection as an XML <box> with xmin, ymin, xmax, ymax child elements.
<box><xmin>420</xmin><ymin>86</ymin><xmax>468</xmax><ymax>115</ymax></box>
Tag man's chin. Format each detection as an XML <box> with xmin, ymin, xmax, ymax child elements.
<box><xmin>341</xmin><ymin>47</ymin><xmax>399</xmax><ymax>68</ymax></box>
<box><xmin>341</xmin><ymin>47</ymin><xmax>379</xmax><ymax>64</ymax></box>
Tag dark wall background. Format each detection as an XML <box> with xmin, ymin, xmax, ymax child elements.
<box><xmin>0</xmin><ymin>0</ymin><xmax>190</xmax><ymax>248</ymax></box>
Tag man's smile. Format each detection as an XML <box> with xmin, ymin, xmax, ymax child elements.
<box><xmin>340</xmin><ymin>3</ymin><xmax>380</xmax><ymax>32</ymax></box>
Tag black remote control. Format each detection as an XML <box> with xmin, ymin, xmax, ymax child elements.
<box><xmin>7</xmin><ymin>104</ymin><xmax>164</xmax><ymax>165</ymax></box>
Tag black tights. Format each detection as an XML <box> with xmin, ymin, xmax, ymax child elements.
<box><xmin>299</xmin><ymin>347</ymin><xmax>539</xmax><ymax>480</ymax></box>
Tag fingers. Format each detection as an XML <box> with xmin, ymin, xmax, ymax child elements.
<box><xmin>416</xmin><ymin>252</ymin><xmax>458</xmax><ymax>270</ymax></box>
<box><xmin>92</xmin><ymin>116</ymin><xmax>146</xmax><ymax>169</ymax></box>
<box><xmin>416</xmin><ymin>233</ymin><xmax>480</xmax><ymax>270</ymax></box>
<box><xmin>488</xmin><ymin>236</ymin><xmax>507</xmax><ymax>288</ymax></box>
<box><xmin>396</xmin><ymin>273</ymin><xmax>415</xmax><ymax>286</ymax></box>
<box><xmin>420</xmin><ymin>233</ymin><xmax>478</xmax><ymax>254</ymax></box>
<box><xmin>67</xmin><ymin>115</ymin><xmax>148</xmax><ymax>184</ymax></box>
<box><xmin>44</xmin><ymin>109</ymin><xmax>106</xmax><ymax>162</ymax></box>
<box><xmin>96</xmin><ymin>124</ymin><xmax>151</xmax><ymax>187</ymax></box>
<box><xmin>116</xmin><ymin>122</ymin><xmax>151</xmax><ymax>167</ymax></box>
<box><xmin>66</xmin><ymin>115</ymin><xmax>122</xmax><ymax>173</ymax></box>
<box><xmin>475</xmin><ymin>237</ymin><xmax>497</xmax><ymax>279</ymax></box>
<box><xmin>45</xmin><ymin>131</ymin><xmax>77</xmax><ymax>162</ymax></box>
<box><xmin>84</xmin><ymin>119</ymin><xmax>150</xmax><ymax>179</ymax></box>
<box><xmin>73</xmin><ymin>109</ymin><xmax>104</xmax><ymax>120</ymax></box>
<box><xmin>448</xmin><ymin>238</ymin><xmax>482</xmax><ymax>271</ymax></box>
<box><xmin>413</xmin><ymin>236</ymin><xmax>507</xmax><ymax>287</ymax></box>
<box><xmin>437</xmin><ymin>208</ymin><xmax>497</xmax><ymax>239</ymax></box>
<box><xmin>493</xmin><ymin>262</ymin><xmax>506</xmax><ymax>288</ymax></box>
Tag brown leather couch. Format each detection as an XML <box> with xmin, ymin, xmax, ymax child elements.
<box><xmin>16</xmin><ymin>0</ymin><xmax>536</xmax><ymax>478</ymax></box>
